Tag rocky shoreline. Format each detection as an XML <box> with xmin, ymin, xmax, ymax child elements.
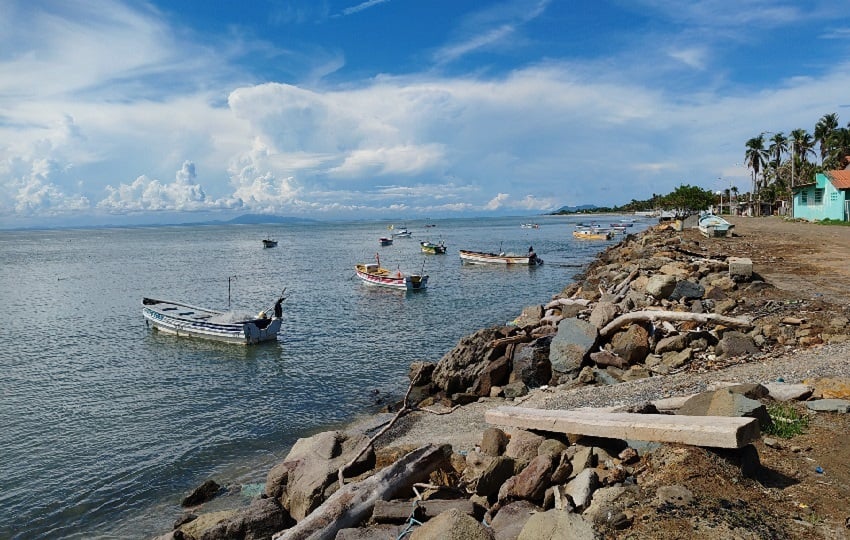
<box><xmin>156</xmin><ymin>221</ymin><xmax>850</xmax><ymax>540</ymax></box>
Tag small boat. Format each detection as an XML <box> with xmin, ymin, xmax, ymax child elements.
<box><xmin>698</xmin><ymin>213</ymin><xmax>734</xmax><ymax>238</ymax></box>
<box><xmin>520</xmin><ymin>223</ymin><xmax>540</xmax><ymax>229</ymax></box>
<box><xmin>459</xmin><ymin>249</ymin><xmax>542</xmax><ymax>265</ymax></box>
<box><xmin>262</xmin><ymin>238</ymin><xmax>278</xmax><ymax>248</ymax></box>
<box><xmin>141</xmin><ymin>294</ymin><xmax>285</xmax><ymax>345</ymax></box>
<box><xmin>355</xmin><ymin>255</ymin><xmax>428</xmax><ymax>291</ymax></box>
<box><xmin>610</xmin><ymin>222</ymin><xmax>633</xmax><ymax>227</ymax></box>
<box><xmin>573</xmin><ymin>229</ymin><xmax>613</xmax><ymax>240</ymax></box>
<box><xmin>392</xmin><ymin>227</ymin><xmax>412</xmax><ymax>238</ymax></box>
<box><xmin>379</xmin><ymin>237</ymin><xmax>393</xmax><ymax>246</ymax></box>
<box><xmin>420</xmin><ymin>240</ymin><xmax>447</xmax><ymax>254</ymax></box>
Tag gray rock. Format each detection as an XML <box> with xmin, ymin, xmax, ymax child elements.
<box><xmin>654</xmin><ymin>334</ymin><xmax>689</xmax><ymax>354</ymax></box>
<box><xmin>589</xmin><ymin>302</ymin><xmax>620</xmax><ymax>329</ymax></box>
<box><xmin>511</xmin><ymin>338</ymin><xmax>553</xmax><ymax>389</ymax></box>
<box><xmin>517</xmin><ymin>510</ymin><xmax>599</xmax><ymax>540</ymax></box>
<box><xmin>806</xmin><ymin>399</ymin><xmax>850</xmax><ymax>413</ymax></box>
<box><xmin>410</xmin><ymin>508</ymin><xmax>493</xmax><ymax>540</ymax></box>
<box><xmin>610</xmin><ymin>324</ymin><xmax>650</xmax><ymax>364</ymax></box>
<box><xmin>499</xmin><ymin>454</ymin><xmax>555</xmax><ymax>502</ymax></box>
<box><xmin>198</xmin><ymin>497</ymin><xmax>292</xmax><ymax>540</ymax></box>
<box><xmin>503</xmin><ymin>381</ymin><xmax>529</xmax><ymax>399</ymax></box>
<box><xmin>480</xmin><ymin>427</ymin><xmax>510</xmax><ymax>457</ymax></box>
<box><xmin>505</xmin><ymin>430</ymin><xmax>546</xmax><ymax>463</ymax></box>
<box><xmin>669</xmin><ymin>280</ymin><xmax>705</xmax><ymax>301</ymax></box>
<box><xmin>432</xmin><ymin>327</ymin><xmax>503</xmax><ymax>394</ymax></box>
<box><xmin>182</xmin><ymin>479</ymin><xmax>221</xmax><ymax>507</ymax></box>
<box><xmin>563</xmin><ymin>468</ymin><xmax>598</xmax><ymax>510</ymax></box>
<box><xmin>583</xmin><ymin>485</ymin><xmax>639</xmax><ymax>528</ymax></box>
<box><xmin>677</xmin><ymin>388</ymin><xmax>771</xmax><ymax>428</ymax></box>
<box><xmin>715</xmin><ymin>331</ymin><xmax>758</xmax><ymax>359</ymax></box>
<box><xmin>477</xmin><ymin>456</ymin><xmax>517</xmax><ymax>497</ymax></box>
<box><xmin>549</xmin><ymin>318</ymin><xmax>597</xmax><ymax>377</ymax></box>
<box><xmin>490</xmin><ymin>500</ymin><xmax>541</xmax><ymax>540</ymax></box>
<box><xmin>646</xmin><ymin>274</ymin><xmax>677</xmax><ymax>299</ymax></box>
<box><xmin>764</xmin><ymin>383</ymin><xmax>813</xmax><ymax>402</ymax></box>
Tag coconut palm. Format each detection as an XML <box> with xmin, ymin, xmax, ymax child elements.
<box><xmin>768</xmin><ymin>132</ymin><xmax>788</xmax><ymax>171</ymax></box>
<box><xmin>825</xmin><ymin>126</ymin><xmax>850</xmax><ymax>169</ymax></box>
<box><xmin>815</xmin><ymin>113</ymin><xmax>839</xmax><ymax>164</ymax></box>
<box><xmin>744</xmin><ymin>135</ymin><xmax>768</xmax><ymax>207</ymax></box>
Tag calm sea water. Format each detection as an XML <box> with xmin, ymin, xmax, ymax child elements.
<box><xmin>0</xmin><ymin>215</ymin><xmax>648</xmax><ymax>539</ymax></box>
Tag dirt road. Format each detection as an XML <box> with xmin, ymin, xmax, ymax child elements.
<box><xmin>692</xmin><ymin>216</ymin><xmax>850</xmax><ymax>305</ymax></box>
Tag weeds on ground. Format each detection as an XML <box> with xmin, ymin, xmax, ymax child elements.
<box><xmin>764</xmin><ymin>403</ymin><xmax>809</xmax><ymax>438</ymax></box>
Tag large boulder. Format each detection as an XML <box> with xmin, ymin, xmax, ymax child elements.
<box><xmin>677</xmin><ymin>388</ymin><xmax>771</xmax><ymax>429</ymax></box>
<box><xmin>265</xmin><ymin>430</ymin><xmax>375</xmax><ymax>520</ymax></box>
<box><xmin>549</xmin><ymin>318</ymin><xmax>597</xmax><ymax>381</ymax></box>
<box><xmin>432</xmin><ymin>328</ymin><xmax>503</xmax><ymax>394</ymax></box>
<box><xmin>410</xmin><ymin>508</ymin><xmax>493</xmax><ymax>540</ymax></box>
<box><xmin>510</xmin><ymin>337</ymin><xmax>553</xmax><ymax>388</ymax></box>
<box><xmin>714</xmin><ymin>331</ymin><xmax>758</xmax><ymax>359</ymax></box>
<box><xmin>610</xmin><ymin>324</ymin><xmax>650</xmax><ymax>364</ymax></box>
<box><xmin>517</xmin><ymin>510</ymin><xmax>599</xmax><ymax>540</ymax></box>
<box><xmin>197</xmin><ymin>497</ymin><xmax>293</xmax><ymax>540</ymax></box>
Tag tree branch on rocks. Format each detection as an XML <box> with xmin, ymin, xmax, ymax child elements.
<box><xmin>599</xmin><ymin>310</ymin><xmax>752</xmax><ymax>338</ymax></box>
<box><xmin>611</xmin><ymin>268</ymin><xmax>640</xmax><ymax>300</ymax></box>
<box><xmin>544</xmin><ymin>297</ymin><xmax>590</xmax><ymax>310</ymax></box>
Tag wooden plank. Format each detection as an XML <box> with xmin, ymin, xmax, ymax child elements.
<box><xmin>485</xmin><ymin>406</ymin><xmax>760</xmax><ymax>449</ymax></box>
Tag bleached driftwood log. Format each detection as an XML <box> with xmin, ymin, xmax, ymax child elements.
<box><xmin>599</xmin><ymin>310</ymin><xmax>752</xmax><ymax>338</ymax></box>
<box><xmin>544</xmin><ymin>297</ymin><xmax>590</xmax><ymax>310</ymax></box>
<box><xmin>274</xmin><ymin>444</ymin><xmax>451</xmax><ymax>540</ymax></box>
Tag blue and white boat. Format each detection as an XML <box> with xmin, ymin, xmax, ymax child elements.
<box><xmin>141</xmin><ymin>295</ymin><xmax>284</xmax><ymax>345</ymax></box>
<box><xmin>698</xmin><ymin>213</ymin><xmax>734</xmax><ymax>238</ymax></box>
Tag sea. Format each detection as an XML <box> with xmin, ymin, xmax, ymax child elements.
<box><xmin>0</xmin><ymin>214</ymin><xmax>649</xmax><ymax>539</ymax></box>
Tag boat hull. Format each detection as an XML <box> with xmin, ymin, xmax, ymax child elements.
<box><xmin>698</xmin><ymin>214</ymin><xmax>734</xmax><ymax>238</ymax></box>
<box><xmin>458</xmin><ymin>250</ymin><xmax>541</xmax><ymax>265</ymax></box>
<box><xmin>354</xmin><ymin>265</ymin><xmax>428</xmax><ymax>290</ymax></box>
<box><xmin>141</xmin><ymin>298</ymin><xmax>281</xmax><ymax>345</ymax></box>
<box><xmin>573</xmin><ymin>230</ymin><xmax>612</xmax><ymax>240</ymax></box>
<box><xmin>420</xmin><ymin>241</ymin><xmax>446</xmax><ymax>254</ymax></box>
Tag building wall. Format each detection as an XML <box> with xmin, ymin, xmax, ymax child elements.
<box><xmin>793</xmin><ymin>173</ymin><xmax>847</xmax><ymax>221</ymax></box>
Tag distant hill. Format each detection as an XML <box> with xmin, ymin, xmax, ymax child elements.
<box><xmin>225</xmin><ymin>214</ymin><xmax>315</xmax><ymax>225</ymax></box>
<box><xmin>551</xmin><ymin>204</ymin><xmax>601</xmax><ymax>214</ymax></box>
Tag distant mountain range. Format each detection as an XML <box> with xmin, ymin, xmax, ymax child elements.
<box><xmin>223</xmin><ymin>214</ymin><xmax>315</xmax><ymax>225</ymax></box>
<box><xmin>552</xmin><ymin>204</ymin><xmax>601</xmax><ymax>214</ymax></box>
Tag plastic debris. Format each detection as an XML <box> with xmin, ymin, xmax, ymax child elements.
<box><xmin>815</xmin><ymin>466</ymin><xmax>824</xmax><ymax>474</ymax></box>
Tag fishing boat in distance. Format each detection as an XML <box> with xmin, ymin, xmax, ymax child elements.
<box><xmin>262</xmin><ymin>237</ymin><xmax>278</xmax><ymax>248</ymax></box>
<box><xmin>141</xmin><ymin>292</ymin><xmax>285</xmax><ymax>345</ymax></box>
<box><xmin>355</xmin><ymin>254</ymin><xmax>428</xmax><ymax>290</ymax></box>
<box><xmin>420</xmin><ymin>239</ymin><xmax>447</xmax><ymax>254</ymax></box>
<box><xmin>520</xmin><ymin>223</ymin><xmax>540</xmax><ymax>229</ymax></box>
<box><xmin>573</xmin><ymin>228</ymin><xmax>613</xmax><ymax>240</ymax></box>
<box><xmin>379</xmin><ymin>237</ymin><xmax>393</xmax><ymax>246</ymax></box>
<box><xmin>459</xmin><ymin>249</ymin><xmax>542</xmax><ymax>265</ymax></box>
<box><xmin>391</xmin><ymin>227</ymin><xmax>412</xmax><ymax>238</ymax></box>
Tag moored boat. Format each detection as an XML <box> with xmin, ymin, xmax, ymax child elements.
<box><xmin>573</xmin><ymin>229</ymin><xmax>613</xmax><ymax>240</ymax></box>
<box><xmin>520</xmin><ymin>223</ymin><xmax>540</xmax><ymax>229</ymax></box>
<box><xmin>355</xmin><ymin>255</ymin><xmax>428</xmax><ymax>290</ymax></box>
<box><xmin>379</xmin><ymin>237</ymin><xmax>393</xmax><ymax>246</ymax></box>
<box><xmin>420</xmin><ymin>240</ymin><xmax>447</xmax><ymax>254</ymax></box>
<box><xmin>141</xmin><ymin>294</ymin><xmax>285</xmax><ymax>345</ymax></box>
<box><xmin>262</xmin><ymin>237</ymin><xmax>278</xmax><ymax>248</ymax></box>
<box><xmin>392</xmin><ymin>227</ymin><xmax>412</xmax><ymax>238</ymax></box>
<box><xmin>459</xmin><ymin>249</ymin><xmax>542</xmax><ymax>265</ymax></box>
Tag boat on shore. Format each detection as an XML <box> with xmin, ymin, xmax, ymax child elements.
<box><xmin>420</xmin><ymin>239</ymin><xmax>447</xmax><ymax>254</ymax></box>
<box><xmin>355</xmin><ymin>255</ymin><xmax>428</xmax><ymax>290</ymax></box>
<box><xmin>698</xmin><ymin>213</ymin><xmax>734</xmax><ymax>238</ymax></box>
<box><xmin>459</xmin><ymin>249</ymin><xmax>542</xmax><ymax>265</ymax></box>
<box><xmin>141</xmin><ymin>294</ymin><xmax>285</xmax><ymax>345</ymax></box>
<box><xmin>573</xmin><ymin>229</ymin><xmax>613</xmax><ymax>240</ymax></box>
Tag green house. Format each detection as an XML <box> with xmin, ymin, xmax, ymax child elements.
<box><xmin>791</xmin><ymin>170</ymin><xmax>850</xmax><ymax>221</ymax></box>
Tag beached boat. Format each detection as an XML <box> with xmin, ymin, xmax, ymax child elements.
<box><xmin>459</xmin><ymin>249</ymin><xmax>542</xmax><ymax>265</ymax></box>
<box><xmin>698</xmin><ymin>214</ymin><xmax>734</xmax><ymax>238</ymax></box>
<box><xmin>379</xmin><ymin>237</ymin><xmax>393</xmax><ymax>246</ymax></box>
<box><xmin>141</xmin><ymin>294</ymin><xmax>285</xmax><ymax>345</ymax></box>
<box><xmin>573</xmin><ymin>229</ymin><xmax>613</xmax><ymax>240</ymax></box>
<box><xmin>420</xmin><ymin>240</ymin><xmax>447</xmax><ymax>254</ymax></box>
<box><xmin>262</xmin><ymin>237</ymin><xmax>278</xmax><ymax>248</ymax></box>
<box><xmin>355</xmin><ymin>256</ymin><xmax>428</xmax><ymax>290</ymax></box>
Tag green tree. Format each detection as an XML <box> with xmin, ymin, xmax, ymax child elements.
<box><xmin>815</xmin><ymin>113</ymin><xmax>839</xmax><ymax>165</ymax></box>
<box><xmin>745</xmin><ymin>135</ymin><xmax>768</xmax><ymax>209</ymax></box>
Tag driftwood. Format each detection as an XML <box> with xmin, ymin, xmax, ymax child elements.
<box><xmin>489</xmin><ymin>333</ymin><xmax>533</xmax><ymax>348</ymax></box>
<box><xmin>610</xmin><ymin>268</ymin><xmax>639</xmax><ymax>300</ymax></box>
<box><xmin>273</xmin><ymin>444</ymin><xmax>451</xmax><ymax>540</ymax></box>
<box><xmin>544</xmin><ymin>297</ymin><xmax>590</xmax><ymax>310</ymax></box>
<box><xmin>599</xmin><ymin>310</ymin><xmax>752</xmax><ymax>338</ymax></box>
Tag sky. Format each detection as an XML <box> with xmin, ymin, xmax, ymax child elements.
<box><xmin>2</xmin><ymin>0</ymin><xmax>850</xmax><ymax>228</ymax></box>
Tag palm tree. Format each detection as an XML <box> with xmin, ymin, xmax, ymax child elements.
<box><xmin>768</xmin><ymin>132</ymin><xmax>788</xmax><ymax>171</ymax></box>
<box><xmin>789</xmin><ymin>129</ymin><xmax>816</xmax><ymax>188</ymax></box>
<box><xmin>744</xmin><ymin>135</ymin><xmax>768</xmax><ymax>213</ymax></box>
<box><xmin>825</xmin><ymin>126</ymin><xmax>850</xmax><ymax>170</ymax></box>
<box><xmin>815</xmin><ymin>113</ymin><xmax>839</xmax><ymax>165</ymax></box>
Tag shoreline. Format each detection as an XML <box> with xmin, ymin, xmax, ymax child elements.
<box><xmin>159</xmin><ymin>216</ymin><xmax>850</xmax><ymax>539</ymax></box>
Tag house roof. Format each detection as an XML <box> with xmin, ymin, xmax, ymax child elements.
<box><xmin>826</xmin><ymin>170</ymin><xmax>850</xmax><ymax>189</ymax></box>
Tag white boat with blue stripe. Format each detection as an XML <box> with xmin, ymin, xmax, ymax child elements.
<box><xmin>141</xmin><ymin>294</ymin><xmax>284</xmax><ymax>345</ymax></box>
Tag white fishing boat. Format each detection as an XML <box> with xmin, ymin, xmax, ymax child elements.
<box><xmin>458</xmin><ymin>249</ymin><xmax>542</xmax><ymax>265</ymax></box>
<box><xmin>141</xmin><ymin>293</ymin><xmax>285</xmax><ymax>345</ymax></box>
<box><xmin>573</xmin><ymin>229</ymin><xmax>613</xmax><ymax>240</ymax></box>
<box><xmin>354</xmin><ymin>255</ymin><xmax>428</xmax><ymax>290</ymax></box>
<box><xmin>698</xmin><ymin>213</ymin><xmax>734</xmax><ymax>238</ymax></box>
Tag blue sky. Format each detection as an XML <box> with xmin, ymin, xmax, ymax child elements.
<box><xmin>2</xmin><ymin>0</ymin><xmax>850</xmax><ymax>228</ymax></box>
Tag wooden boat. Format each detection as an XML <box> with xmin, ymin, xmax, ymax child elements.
<box><xmin>459</xmin><ymin>249</ymin><xmax>543</xmax><ymax>265</ymax></box>
<box><xmin>573</xmin><ymin>229</ymin><xmax>613</xmax><ymax>240</ymax></box>
<box><xmin>262</xmin><ymin>238</ymin><xmax>278</xmax><ymax>248</ymax></box>
<box><xmin>141</xmin><ymin>295</ymin><xmax>284</xmax><ymax>345</ymax></box>
<box><xmin>379</xmin><ymin>237</ymin><xmax>393</xmax><ymax>246</ymax></box>
<box><xmin>355</xmin><ymin>255</ymin><xmax>428</xmax><ymax>290</ymax></box>
<box><xmin>698</xmin><ymin>214</ymin><xmax>734</xmax><ymax>238</ymax></box>
<box><xmin>420</xmin><ymin>240</ymin><xmax>447</xmax><ymax>254</ymax></box>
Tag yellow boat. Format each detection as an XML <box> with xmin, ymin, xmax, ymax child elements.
<box><xmin>573</xmin><ymin>229</ymin><xmax>612</xmax><ymax>240</ymax></box>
